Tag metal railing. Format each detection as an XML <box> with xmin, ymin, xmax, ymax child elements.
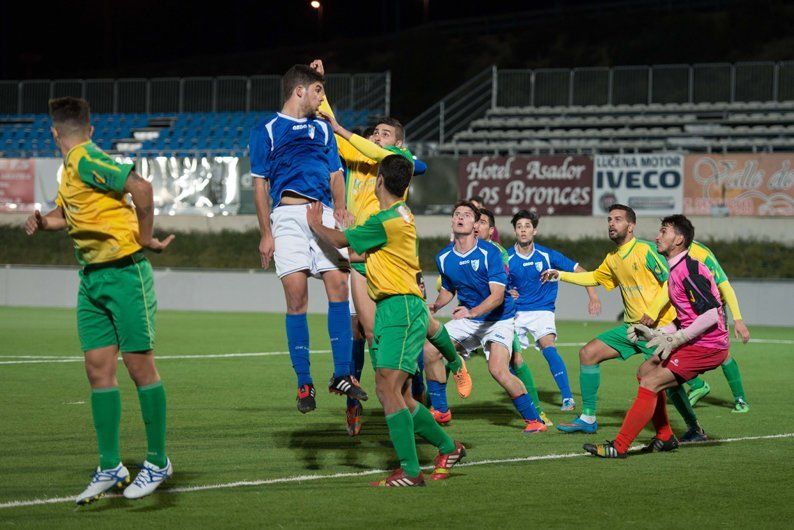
<box><xmin>407</xmin><ymin>61</ymin><xmax>794</xmax><ymax>146</ymax></box>
<box><xmin>0</xmin><ymin>72</ymin><xmax>390</xmax><ymax>116</ymax></box>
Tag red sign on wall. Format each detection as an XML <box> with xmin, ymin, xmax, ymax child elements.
<box><xmin>458</xmin><ymin>155</ymin><xmax>593</xmax><ymax>215</ymax></box>
<box><xmin>0</xmin><ymin>159</ymin><xmax>35</xmax><ymax>212</ymax></box>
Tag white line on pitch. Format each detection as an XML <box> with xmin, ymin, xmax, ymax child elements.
<box><xmin>1</xmin><ymin>432</ymin><xmax>792</xmax><ymax>510</ymax></box>
<box><xmin>0</xmin><ymin>350</ymin><xmax>332</xmax><ymax>365</ymax></box>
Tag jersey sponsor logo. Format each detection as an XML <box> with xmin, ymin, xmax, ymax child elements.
<box><xmin>92</xmin><ymin>171</ymin><xmax>106</xmax><ymax>186</ymax></box>
<box><xmin>291</xmin><ymin>124</ymin><xmax>308</xmax><ymax>131</ymax></box>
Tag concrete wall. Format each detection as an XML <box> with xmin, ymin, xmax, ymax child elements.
<box><xmin>1</xmin><ymin>265</ymin><xmax>791</xmax><ymax>326</ymax></box>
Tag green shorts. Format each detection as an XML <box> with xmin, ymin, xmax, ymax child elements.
<box><xmin>596</xmin><ymin>323</ymin><xmax>654</xmax><ymax>360</ymax></box>
<box><xmin>77</xmin><ymin>252</ymin><xmax>156</xmax><ymax>353</ymax></box>
<box><xmin>371</xmin><ymin>294</ymin><xmax>428</xmax><ymax>374</ymax></box>
<box><xmin>351</xmin><ymin>262</ymin><xmax>367</xmax><ymax>277</ymax></box>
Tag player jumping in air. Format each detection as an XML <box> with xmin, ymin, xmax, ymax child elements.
<box><xmin>25</xmin><ymin>97</ymin><xmax>173</xmax><ymax>504</ymax></box>
<box><xmin>424</xmin><ymin>201</ymin><xmax>546</xmax><ymax>434</ymax></box>
<box><xmin>641</xmin><ymin>241</ymin><xmax>751</xmax><ymax>412</ymax></box>
<box><xmin>584</xmin><ymin>215</ymin><xmax>730</xmax><ymax>458</ymax></box>
<box><xmin>542</xmin><ymin>204</ymin><xmax>707</xmax><ymax>442</ymax></box>
<box><xmin>307</xmin><ymin>155</ymin><xmax>466</xmax><ymax>486</ymax></box>
<box><xmin>506</xmin><ymin>209</ymin><xmax>601</xmax><ymax>411</ymax></box>
<box><xmin>310</xmin><ymin>59</ymin><xmax>469</xmax><ymax>435</ymax></box>
<box><xmin>249</xmin><ymin>64</ymin><xmax>366</xmax><ymax>415</ymax></box>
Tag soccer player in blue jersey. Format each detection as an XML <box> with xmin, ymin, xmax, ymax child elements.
<box><xmin>507</xmin><ymin>210</ymin><xmax>601</xmax><ymax>411</ymax></box>
<box><xmin>249</xmin><ymin>65</ymin><xmax>367</xmax><ymax>414</ymax></box>
<box><xmin>424</xmin><ymin>201</ymin><xmax>546</xmax><ymax>434</ymax></box>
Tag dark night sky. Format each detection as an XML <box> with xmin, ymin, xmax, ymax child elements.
<box><xmin>0</xmin><ymin>0</ymin><xmax>563</xmax><ymax>79</ymax></box>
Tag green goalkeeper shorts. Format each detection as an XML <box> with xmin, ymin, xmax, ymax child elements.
<box><xmin>371</xmin><ymin>294</ymin><xmax>428</xmax><ymax>374</ymax></box>
<box><xmin>77</xmin><ymin>251</ymin><xmax>156</xmax><ymax>353</ymax></box>
<box><xmin>596</xmin><ymin>323</ymin><xmax>654</xmax><ymax>360</ymax></box>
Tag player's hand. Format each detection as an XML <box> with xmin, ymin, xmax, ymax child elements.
<box><xmin>259</xmin><ymin>233</ymin><xmax>275</xmax><ymax>269</ymax></box>
<box><xmin>508</xmin><ymin>289</ymin><xmax>519</xmax><ymax>299</ymax></box>
<box><xmin>316</xmin><ymin>110</ymin><xmax>340</xmax><ymax>132</ymax></box>
<box><xmin>588</xmin><ymin>296</ymin><xmax>602</xmax><ymax>316</ymax></box>
<box><xmin>647</xmin><ymin>329</ymin><xmax>688</xmax><ymax>360</ymax></box>
<box><xmin>24</xmin><ymin>210</ymin><xmax>45</xmax><ymax>235</ymax></box>
<box><xmin>310</xmin><ymin>59</ymin><xmax>325</xmax><ymax>76</ymax></box>
<box><xmin>428</xmin><ymin>302</ymin><xmax>438</xmax><ymax>314</ymax></box>
<box><xmin>626</xmin><ymin>323</ymin><xmax>660</xmax><ymax>344</ymax></box>
<box><xmin>540</xmin><ymin>269</ymin><xmax>559</xmax><ymax>283</ymax></box>
<box><xmin>306</xmin><ymin>202</ymin><xmax>324</xmax><ymax>229</ymax></box>
<box><xmin>639</xmin><ymin>313</ymin><xmax>655</xmax><ymax>327</ymax></box>
<box><xmin>333</xmin><ymin>207</ymin><xmax>354</xmax><ymax>229</ymax></box>
<box><xmin>733</xmin><ymin>319</ymin><xmax>751</xmax><ymax>344</ymax></box>
<box><xmin>142</xmin><ymin>234</ymin><xmax>175</xmax><ymax>253</ymax></box>
<box><xmin>452</xmin><ymin>306</ymin><xmax>470</xmax><ymax>320</ymax></box>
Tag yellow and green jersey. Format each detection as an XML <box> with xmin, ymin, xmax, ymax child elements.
<box><xmin>54</xmin><ymin>141</ymin><xmax>140</xmax><ymax>265</ymax></box>
<box><xmin>565</xmin><ymin>237</ymin><xmax>675</xmax><ymax>325</ymax></box>
<box><xmin>345</xmin><ymin>201</ymin><xmax>423</xmax><ymax>301</ymax></box>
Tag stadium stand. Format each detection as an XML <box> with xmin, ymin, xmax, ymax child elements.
<box><xmin>439</xmin><ymin>101</ymin><xmax>794</xmax><ymax>155</ymax></box>
<box><xmin>0</xmin><ymin>110</ymin><xmax>373</xmax><ymax>158</ymax></box>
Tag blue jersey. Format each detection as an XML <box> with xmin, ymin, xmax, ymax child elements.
<box><xmin>507</xmin><ymin>243</ymin><xmax>578</xmax><ymax>312</ymax></box>
<box><xmin>436</xmin><ymin>239</ymin><xmax>515</xmax><ymax>322</ymax></box>
<box><xmin>249</xmin><ymin>113</ymin><xmax>343</xmax><ymax>208</ymax></box>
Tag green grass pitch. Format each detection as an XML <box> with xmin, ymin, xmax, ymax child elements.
<box><xmin>1</xmin><ymin>306</ymin><xmax>793</xmax><ymax>528</ymax></box>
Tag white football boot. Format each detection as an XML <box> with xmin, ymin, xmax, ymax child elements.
<box><xmin>123</xmin><ymin>458</ymin><xmax>173</xmax><ymax>499</ymax></box>
<box><xmin>76</xmin><ymin>463</ymin><xmax>131</xmax><ymax>505</ymax></box>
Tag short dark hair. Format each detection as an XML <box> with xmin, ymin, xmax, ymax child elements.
<box><xmin>468</xmin><ymin>195</ymin><xmax>485</xmax><ymax>205</ymax></box>
<box><xmin>661</xmin><ymin>214</ymin><xmax>695</xmax><ymax>248</ymax></box>
<box><xmin>608</xmin><ymin>203</ymin><xmax>636</xmax><ymax>224</ymax></box>
<box><xmin>511</xmin><ymin>209</ymin><xmax>539</xmax><ymax>228</ymax></box>
<box><xmin>479</xmin><ymin>208</ymin><xmax>495</xmax><ymax>228</ymax></box>
<box><xmin>378</xmin><ymin>154</ymin><xmax>413</xmax><ymax>197</ymax></box>
<box><xmin>282</xmin><ymin>64</ymin><xmax>324</xmax><ymax>100</ymax></box>
<box><xmin>375</xmin><ymin>116</ymin><xmax>404</xmax><ymax>141</ymax></box>
<box><xmin>49</xmin><ymin>96</ymin><xmax>91</xmax><ymax>135</ymax></box>
<box><xmin>453</xmin><ymin>200</ymin><xmax>480</xmax><ymax>220</ymax></box>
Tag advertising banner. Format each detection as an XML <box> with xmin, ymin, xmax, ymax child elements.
<box><xmin>684</xmin><ymin>154</ymin><xmax>794</xmax><ymax>216</ymax></box>
<box><xmin>458</xmin><ymin>155</ymin><xmax>593</xmax><ymax>215</ymax></box>
<box><xmin>592</xmin><ymin>154</ymin><xmax>684</xmax><ymax>216</ymax></box>
<box><xmin>0</xmin><ymin>158</ymin><xmax>35</xmax><ymax>212</ymax></box>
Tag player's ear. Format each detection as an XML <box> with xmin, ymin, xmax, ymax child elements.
<box><xmin>89</xmin><ymin>125</ymin><xmax>94</xmax><ymax>138</ymax></box>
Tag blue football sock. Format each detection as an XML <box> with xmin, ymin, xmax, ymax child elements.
<box><xmin>347</xmin><ymin>338</ymin><xmax>366</xmax><ymax>408</ymax></box>
<box><xmin>327</xmin><ymin>301</ymin><xmax>353</xmax><ymax>378</ymax></box>
<box><xmin>542</xmin><ymin>345</ymin><xmax>573</xmax><ymax>400</ymax></box>
<box><xmin>412</xmin><ymin>354</ymin><xmax>426</xmax><ymax>398</ymax></box>
<box><xmin>285</xmin><ymin>313</ymin><xmax>311</xmax><ymax>387</ymax></box>
<box><xmin>427</xmin><ymin>379</ymin><xmax>449</xmax><ymax>413</ymax></box>
<box><xmin>512</xmin><ymin>393</ymin><xmax>540</xmax><ymax>422</ymax></box>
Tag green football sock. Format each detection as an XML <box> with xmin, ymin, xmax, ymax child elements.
<box><xmin>429</xmin><ymin>326</ymin><xmax>462</xmax><ymax>373</ymax></box>
<box><xmin>667</xmin><ymin>386</ymin><xmax>699</xmax><ymax>429</ymax></box>
<box><xmin>137</xmin><ymin>381</ymin><xmax>168</xmax><ymax>468</ymax></box>
<box><xmin>412</xmin><ymin>403</ymin><xmax>456</xmax><ymax>454</ymax></box>
<box><xmin>91</xmin><ymin>387</ymin><xmax>122</xmax><ymax>470</ymax></box>
<box><xmin>687</xmin><ymin>376</ymin><xmax>707</xmax><ymax>391</ymax></box>
<box><xmin>385</xmin><ymin>408</ymin><xmax>421</xmax><ymax>477</ymax></box>
<box><xmin>512</xmin><ymin>361</ymin><xmax>543</xmax><ymax>414</ymax></box>
<box><xmin>721</xmin><ymin>358</ymin><xmax>747</xmax><ymax>401</ymax></box>
<box><xmin>580</xmin><ymin>364</ymin><xmax>600</xmax><ymax>417</ymax></box>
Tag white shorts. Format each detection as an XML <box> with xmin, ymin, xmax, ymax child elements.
<box><xmin>348</xmin><ymin>285</ymin><xmax>356</xmax><ymax>315</ymax></box>
<box><xmin>444</xmin><ymin>317</ymin><xmax>514</xmax><ymax>360</ymax></box>
<box><xmin>514</xmin><ymin>310</ymin><xmax>557</xmax><ymax>349</ymax></box>
<box><xmin>271</xmin><ymin>204</ymin><xmax>349</xmax><ymax>278</ymax></box>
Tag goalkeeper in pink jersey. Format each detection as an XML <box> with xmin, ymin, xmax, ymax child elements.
<box><xmin>583</xmin><ymin>215</ymin><xmax>729</xmax><ymax>459</ymax></box>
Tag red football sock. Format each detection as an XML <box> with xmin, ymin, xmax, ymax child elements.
<box><xmin>651</xmin><ymin>389</ymin><xmax>674</xmax><ymax>441</ymax></box>
<box><xmin>614</xmin><ymin>387</ymin><xmax>658</xmax><ymax>453</ymax></box>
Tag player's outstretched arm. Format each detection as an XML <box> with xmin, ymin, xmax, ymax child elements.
<box><xmin>717</xmin><ymin>281</ymin><xmax>750</xmax><ymax>343</ymax></box>
<box><xmin>24</xmin><ymin>207</ymin><xmax>67</xmax><ymax>235</ymax></box>
<box><xmin>574</xmin><ymin>264</ymin><xmax>602</xmax><ymax>315</ymax></box>
<box><xmin>124</xmin><ymin>171</ymin><xmax>174</xmax><ymax>252</ymax></box>
<box><xmin>307</xmin><ymin>201</ymin><xmax>350</xmax><ymax>249</ymax></box>
<box><xmin>430</xmin><ymin>287</ymin><xmax>455</xmax><ymax>314</ymax></box>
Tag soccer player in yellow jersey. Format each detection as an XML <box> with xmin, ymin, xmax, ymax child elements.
<box><xmin>541</xmin><ymin>204</ymin><xmax>707</xmax><ymax>442</ymax></box>
<box><xmin>307</xmin><ymin>155</ymin><xmax>466</xmax><ymax>487</ymax></box>
<box><xmin>24</xmin><ymin>97</ymin><xmax>173</xmax><ymax>504</ymax></box>
<box><xmin>641</xmin><ymin>241</ymin><xmax>751</xmax><ymax>412</ymax></box>
<box><xmin>310</xmin><ymin>60</ymin><xmax>470</xmax><ymax>435</ymax></box>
